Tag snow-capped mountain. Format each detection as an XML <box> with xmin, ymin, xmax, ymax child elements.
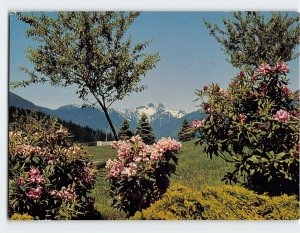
<box><xmin>9</xmin><ymin>92</ymin><xmax>206</xmax><ymax>139</ymax></box>
<box><xmin>113</xmin><ymin>103</ymin><xmax>186</xmax><ymax>122</ymax></box>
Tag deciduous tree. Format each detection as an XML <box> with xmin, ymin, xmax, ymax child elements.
<box><xmin>13</xmin><ymin>12</ymin><xmax>160</xmax><ymax>140</ymax></box>
<box><xmin>204</xmin><ymin>12</ymin><xmax>299</xmax><ymax>68</ymax></box>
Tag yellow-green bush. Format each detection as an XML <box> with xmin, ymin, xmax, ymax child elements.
<box><xmin>10</xmin><ymin>213</ymin><xmax>34</xmax><ymax>220</ymax></box>
<box><xmin>132</xmin><ymin>184</ymin><xmax>300</xmax><ymax>220</ymax></box>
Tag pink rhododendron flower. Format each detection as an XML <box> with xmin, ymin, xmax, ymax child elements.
<box><xmin>9</xmin><ymin>131</ymin><xmax>22</xmax><ymax>139</ymax></box>
<box><xmin>106</xmin><ymin>136</ymin><xmax>181</xmax><ymax>177</ymax></box>
<box><xmin>282</xmin><ymin>85</ymin><xmax>292</xmax><ymax>97</ymax></box>
<box><xmin>106</xmin><ymin>159</ymin><xmax>124</xmax><ymax>178</ymax></box>
<box><xmin>219</xmin><ymin>88</ymin><xmax>228</xmax><ymax>96</ymax></box>
<box><xmin>257</xmin><ymin>63</ymin><xmax>272</xmax><ymax>75</ymax></box>
<box><xmin>82</xmin><ymin>166</ymin><xmax>95</xmax><ymax>184</ymax></box>
<box><xmin>203</xmin><ymin>85</ymin><xmax>208</xmax><ymax>91</ymax></box>
<box><xmin>11</xmin><ymin>144</ymin><xmax>43</xmax><ymax>156</ymax></box>
<box><xmin>275</xmin><ymin>61</ymin><xmax>289</xmax><ymax>73</ymax></box>
<box><xmin>112</xmin><ymin>140</ymin><xmax>134</xmax><ymax>160</ymax></box>
<box><xmin>257</xmin><ymin>61</ymin><xmax>289</xmax><ymax>75</ymax></box>
<box><xmin>192</xmin><ymin>119</ymin><xmax>204</xmax><ymax>129</ymax></box>
<box><xmin>155</xmin><ymin>137</ymin><xmax>182</xmax><ymax>153</ymax></box>
<box><xmin>274</xmin><ymin>110</ymin><xmax>291</xmax><ymax>123</ymax></box>
<box><xmin>121</xmin><ymin>162</ymin><xmax>138</xmax><ymax>177</ymax></box>
<box><xmin>239</xmin><ymin>114</ymin><xmax>247</xmax><ymax>123</ymax></box>
<box><xmin>18</xmin><ymin>176</ymin><xmax>26</xmax><ymax>185</ymax></box>
<box><xmin>28</xmin><ymin>168</ymin><xmax>44</xmax><ymax>184</ymax></box>
<box><xmin>130</xmin><ymin>135</ymin><xmax>143</xmax><ymax>144</ymax></box>
<box><xmin>52</xmin><ymin>185</ymin><xmax>77</xmax><ymax>202</ymax></box>
<box><xmin>26</xmin><ymin>186</ymin><xmax>43</xmax><ymax>200</ymax></box>
<box><xmin>291</xmin><ymin>110</ymin><xmax>300</xmax><ymax>119</ymax></box>
<box><xmin>239</xmin><ymin>71</ymin><xmax>245</xmax><ymax>78</ymax></box>
<box><xmin>296</xmin><ymin>144</ymin><xmax>300</xmax><ymax>152</ymax></box>
<box><xmin>66</xmin><ymin>145</ymin><xmax>81</xmax><ymax>157</ymax></box>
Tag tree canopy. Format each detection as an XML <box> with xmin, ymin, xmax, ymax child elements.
<box><xmin>204</xmin><ymin>12</ymin><xmax>299</xmax><ymax>68</ymax></box>
<box><xmin>13</xmin><ymin>12</ymin><xmax>160</xmax><ymax>140</ymax></box>
<box><xmin>118</xmin><ymin>119</ymin><xmax>133</xmax><ymax>140</ymax></box>
<box><xmin>136</xmin><ymin>113</ymin><xmax>155</xmax><ymax>145</ymax></box>
<box><xmin>178</xmin><ymin>119</ymin><xmax>195</xmax><ymax>142</ymax></box>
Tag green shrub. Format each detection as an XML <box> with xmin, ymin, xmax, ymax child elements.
<box><xmin>193</xmin><ymin>61</ymin><xmax>299</xmax><ymax>196</ymax></box>
<box><xmin>9</xmin><ymin>112</ymin><xmax>98</xmax><ymax>219</ymax></box>
<box><xmin>132</xmin><ymin>184</ymin><xmax>300</xmax><ymax>220</ymax></box>
<box><xmin>10</xmin><ymin>213</ymin><xmax>34</xmax><ymax>220</ymax></box>
<box><xmin>106</xmin><ymin>135</ymin><xmax>181</xmax><ymax>216</ymax></box>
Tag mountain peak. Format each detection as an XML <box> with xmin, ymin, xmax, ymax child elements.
<box><xmin>158</xmin><ymin>103</ymin><xmax>165</xmax><ymax>109</ymax></box>
<box><xmin>147</xmin><ymin>103</ymin><xmax>155</xmax><ymax>108</ymax></box>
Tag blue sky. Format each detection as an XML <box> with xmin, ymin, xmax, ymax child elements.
<box><xmin>9</xmin><ymin>12</ymin><xmax>299</xmax><ymax>113</ymax></box>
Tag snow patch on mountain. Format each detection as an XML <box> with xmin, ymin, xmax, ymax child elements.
<box><xmin>113</xmin><ymin>103</ymin><xmax>186</xmax><ymax>120</ymax></box>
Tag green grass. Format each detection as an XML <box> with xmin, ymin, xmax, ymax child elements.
<box><xmin>85</xmin><ymin>145</ymin><xmax>126</xmax><ymax>219</ymax></box>
<box><xmin>170</xmin><ymin>140</ymin><xmax>234</xmax><ymax>190</ymax></box>
<box><xmin>84</xmin><ymin>145</ymin><xmax>116</xmax><ymax>163</ymax></box>
<box><xmin>85</xmin><ymin>141</ymin><xmax>234</xmax><ymax>219</ymax></box>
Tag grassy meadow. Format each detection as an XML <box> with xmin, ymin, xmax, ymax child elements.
<box><xmin>85</xmin><ymin>141</ymin><xmax>234</xmax><ymax>219</ymax></box>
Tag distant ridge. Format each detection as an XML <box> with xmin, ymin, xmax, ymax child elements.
<box><xmin>9</xmin><ymin>92</ymin><xmax>206</xmax><ymax>139</ymax></box>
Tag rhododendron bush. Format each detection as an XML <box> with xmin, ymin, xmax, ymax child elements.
<box><xmin>193</xmin><ymin>61</ymin><xmax>299</xmax><ymax>196</ymax></box>
<box><xmin>105</xmin><ymin>135</ymin><xmax>181</xmax><ymax>216</ymax></box>
<box><xmin>9</xmin><ymin>112</ymin><xmax>97</xmax><ymax>219</ymax></box>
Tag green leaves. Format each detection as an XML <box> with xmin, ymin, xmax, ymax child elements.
<box><xmin>15</xmin><ymin>12</ymin><xmax>160</xmax><ymax>140</ymax></box>
<box><xmin>204</xmin><ymin>12</ymin><xmax>299</xmax><ymax>68</ymax></box>
<box><xmin>9</xmin><ymin>112</ymin><xmax>97</xmax><ymax>219</ymax></box>
<box><xmin>194</xmin><ymin>58</ymin><xmax>299</xmax><ymax>195</ymax></box>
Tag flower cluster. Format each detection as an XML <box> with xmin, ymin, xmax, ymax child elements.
<box><xmin>155</xmin><ymin>137</ymin><xmax>182</xmax><ymax>154</ymax></box>
<box><xmin>107</xmin><ymin>136</ymin><xmax>182</xmax><ymax>178</ymax></box>
<box><xmin>9</xmin><ymin>131</ymin><xmax>22</xmax><ymax>140</ymax></box>
<box><xmin>203</xmin><ymin>85</ymin><xmax>209</xmax><ymax>91</ymax></box>
<box><xmin>274</xmin><ymin>109</ymin><xmax>291</xmax><ymax>123</ymax></box>
<box><xmin>82</xmin><ymin>166</ymin><xmax>95</xmax><ymax>185</ymax></box>
<box><xmin>11</xmin><ymin>144</ymin><xmax>43</xmax><ymax>157</ymax></box>
<box><xmin>282</xmin><ymin>86</ymin><xmax>292</xmax><ymax>97</ymax></box>
<box><xmin>106</xmin><ymin>135</ymin><xmax>181</xmax><ymax>215</ymax></box>
<box><xmin>191</xmin><ymin>120</ymin><xmax>205</xmax><ymax>129</ymax></box>
<box><xmin>26</xmin><ymin>186</ymin><xmax>43</xmax><ymax>200</ymax></box>
<box><xmin>28</xmin><ymin>168</ymin><xmax>44</xmax><ymax>184</ymax></box>
<box><xmin>219</xmin><ymin>88</ymin><xmax>228</xmax><ymax>96</ymax></box>
<box><xmin>239</xmin><ymin>114</ymin><xmax>247</xmax><ymax>123</ymax></box>
<box><xmin>257</xmin><ymin>61</ymin><xmax>289</xmax><ymax>75</ymax></box>
<box><xmin>65</xmin><ymin>145</ymin><xmax>82</xmax><ymax>157</ymax></box>
<box><xmin>195</xmin><ymin>60</ymin><xmax>299</xmax><ymax>196</ymax></box>
<box><xmin>9</xmin><ymin>114</ymin><xmax>97</xmax><ymax>219</ymax></box>
<box><xmin>52</xmin><ymin>185</ymin><xmax>77</xmax><ymax>202</ymax></box>
<box><xmin>112</xmin><ymin>140</ymin><xmax>134</xmax><ymax>160</ymax></box>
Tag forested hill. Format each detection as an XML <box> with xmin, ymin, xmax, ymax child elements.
<box><xmin>9</xmin><ymin>106</ymin><xmax>113</xmax><ymax>143</ymax></box>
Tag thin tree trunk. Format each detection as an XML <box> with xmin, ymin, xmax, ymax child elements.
<box><xmin>102</xmin><ymin>106</ymin><xmax>119</xmax><ymax>141</ymax></box>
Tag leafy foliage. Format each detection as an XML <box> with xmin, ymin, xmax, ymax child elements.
<box><xmin>204</xmin><ymin>12</ymin><xmax>299</xmax><ymax>68</ymax></box>
<box><xmin>9</xmin><ymin>112</ymin><xmax>99</xmax><ymax>219</ymax></box>
<box><xmin>118</xmin><ymin>120</ymin><xmax>133</xmax><ymax>140</ymax></box>
<box><xmin>136</xmin><ymin>113</ymin><xmax>155</xmax><ymax>145</ymax></box>
<box><xmin>105</xmin><ymin>135</ymin><xmax>181</xmax><ymax>216</ymax></box>
<box><xmin>178</xmin><ymin>119</ymin><xmax>195</xmax><ymax>142</ymax></box>
<box><xmin>194</xmin><ymin>61</ymin><xmax>299</xmax><ymax>196</ymax></box>
<box><xmin>132</xmin><ymin>184</ymin><xmax>300</xmax><ymax>220</ymax></box>
<box><xmin>14</xmin><ymin>12</ymin><xmax>160</xmax><ymax>139</ymax></box>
